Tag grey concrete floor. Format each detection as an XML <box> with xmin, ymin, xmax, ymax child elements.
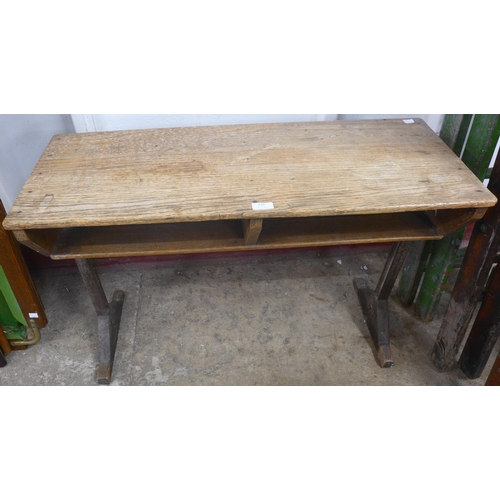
<box><xmin>1</xmin><ymin>246</ymin><xmax>495</xmax><ymax>385</ymax></box>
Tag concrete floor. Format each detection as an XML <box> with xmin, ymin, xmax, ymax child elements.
<box><xmin>0</xmin><ymin>245</ymin><xmax>495</xmax><ymax>385</ymax></box>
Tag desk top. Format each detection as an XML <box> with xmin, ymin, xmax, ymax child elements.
<box><xmin>3</xmin><ymin>118</ymin><xmax>497</xmax><ymax>230</ymax></box>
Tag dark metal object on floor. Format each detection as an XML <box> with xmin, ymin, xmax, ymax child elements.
<box><xmin>354</xmin><ymin>241</ymin><xmax>412</xmax><ymax>367</ymax></box>
<box><xmin>75</xmin><ymin>259</ymin><xmax>125</xmax><ymax>384</ymax></box>
<box><xmin>8</xmin><ymin>319</ymin><xmax>41</xmax><ymax>347</ymax></box>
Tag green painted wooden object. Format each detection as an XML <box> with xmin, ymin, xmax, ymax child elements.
<box><xmin>414</xmin><ymin>114</ymin><xmax>500</xmax><ymax>321</ymax></box>
<box><xmin>397</xmin><ymin>240</ymin><xmax>432</xmax><ymax>306</ymax></box>
<box><xmin>0</xmin><ymin>265</ymin><xmax>28</xmax><ymax>340</ymax></box>
<box><xmin>440</xmin><ymin>114</ymin><xmax>473</xmax><ymax>156</ymax></box>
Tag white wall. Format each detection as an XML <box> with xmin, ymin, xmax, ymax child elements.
<box><xmin>338</xmin><ymin>114</ymin><xmax>444</xmax><ymax>133</ymax></box>
<box><xmin>71</xmin><ymin>114</ymin><xmax>444</xmax><ymax>133</ymax></box>
<box><xmin>0</xmin><ymin>115</ymin><xmax>74</xmax><ymax>212</ymax></box>
<box><xmin>71</xmin><ymin>114</ymin><xmax>336</xmax><ymax>132</ymax></box>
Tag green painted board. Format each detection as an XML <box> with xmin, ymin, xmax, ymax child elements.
<box><xmin>0</xmin><ymin>265</ymin><xmax>26</xmax><ymax>327</ymax></box>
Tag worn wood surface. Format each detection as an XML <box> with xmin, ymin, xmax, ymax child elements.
<box><xmin>0</xmin><ymin>201</ymin><xmax>47</xmax><ymax>328</ymax></box>
<box><xmin>3</xmin><ymin>119</ymin><xmax>496</xmax><ymax>231</ymax></box>
<box><xmin>243</xmin><ymin>218</ymin><xmax>263</xmax><ymax>245</ymax></box>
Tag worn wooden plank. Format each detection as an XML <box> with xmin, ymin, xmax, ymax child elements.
<box><xmin>459</xmin><ymin>263</ymin><xmax>500</xmax><ymax>378</ymax></box>
<box><xmin>431</xmin><ymin>142</ymin><xmax>500</xmax><ymax>370</ymax></box>
<box><xmin>3</xmin><ymin>119</ymin><xmax>495</xmax><ymax>231</ymax></box>
<box><xmin>243</xmin><ymin>218</ymin><xmax>263</xmax><ymax>245</ymax></box>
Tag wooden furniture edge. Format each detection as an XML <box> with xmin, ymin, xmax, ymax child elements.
<box><xmin>425</xmin><ymin>207</ymin><xmax>488</xmax><ymax>236</ymax></box>
<box><xmin>0</xmin><ymin>203</ymin><xmax>48</xmax><ymax>328</ymax></box>
<box><xmin>12</xmin><ymin>228</ymin><xmax>62</xmax><ymax>257</ymax></box>
<box><xmin>49</xmin><ymin>211</ymin><xmax>442</xmax><ymax>260</ymax></box>
<box><xmin>7</xmin><ymin>208</ymin><xmax>491</xmax><ymax>262</ymax></box>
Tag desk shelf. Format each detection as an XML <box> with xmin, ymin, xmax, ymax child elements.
<box><xmin>39</xmin><ymin>211</ymin><xmax>443</xmax><ymax>260</ymax></box>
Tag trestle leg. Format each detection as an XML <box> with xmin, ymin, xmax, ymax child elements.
<box><xmin>76</xmin><ymin>259</ymin><xmax>124</xmax><ymax>384</ymax></box>
<box><xmin>354</xmin><ymin>242</ymin><xmax>412</xmax><ymax>367</ymax></box>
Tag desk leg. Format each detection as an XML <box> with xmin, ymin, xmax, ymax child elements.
<box><xmin>354</xmin><ymin>241</ymin><xmax>411</xmax><ymax>368</ymax></box>
<box><xmin>76</xmin><ymin>259</ymin><xmax>124</xmax><ymax>385</ymax></box>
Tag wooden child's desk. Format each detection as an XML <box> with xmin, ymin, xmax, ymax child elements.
<box><xmin>3</xmin><ymin>118</ymin><xmax>496</xmax><ymax>383</ymax></box>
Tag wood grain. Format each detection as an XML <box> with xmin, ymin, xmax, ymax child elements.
<box><xmin>50</xmin><ymin>212</ymin><xmax>442</xmax><ymax>260</ymax></box>
<box><xmin>13</xmin><ymin>229</ymin><xmax>61</xmax><ymax>256</ymax></box>
<box><xmin>3</xmin><ymin>119</ymin><xmax>496</xmax><ymax>231</ymax></box>
<box><xmin>243</xmin><ymin>218</ymin><xmax>263</xmax><ymax>245</ymax></box>
<box><xmin>425</xmin><ymin>207</ymin><xmax>487</xmax><ymax>236</ymax></box>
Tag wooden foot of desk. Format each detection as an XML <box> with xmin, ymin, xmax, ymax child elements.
<box><xmin>354</xmin><ymin>241</ymin><xmax>411</xmax><ymax>368</ymax></box>
<box><xmin>76</xmin><ymin>259</ymin><xmax>125</xmax><ymax>385</ymax></box>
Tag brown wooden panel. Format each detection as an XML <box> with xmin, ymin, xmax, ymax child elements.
<box><xmin>0</xmin><ymin>201</ymin><xmax>47</xmax><ymax>328</ymax></box>
<box><xmin>13</xmin><ymin>228</ymin><xmax>61</xmax><ymax>256</ymax></box>
<box><xmin>426</xmin><ymin>208</ymin><xmax>487</xmax><ymax>236</ymax></box>
<box><xmin>243</xmin><ymin>218</ymin><xmax>263</xmax><ymax>245</ymax></box>
<box><xmin>51</xmin><ymin>212</ymin><xmax>441</xmax><ymax>260</ymax></box>
<box><xmin>259</xmin><ymin>212</ymin><xmax>441</xmax><ymax>247</ymax></box>
<box><xmin>53</xmin><ymin>220</ymin><xmax>245</xmax><ymax>259</ymax></box>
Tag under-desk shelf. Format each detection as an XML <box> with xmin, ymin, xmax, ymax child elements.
<box><xmin>45</xmin><ymin>211</ymin><xmax>442</xmax><ymax>260</ymax></box>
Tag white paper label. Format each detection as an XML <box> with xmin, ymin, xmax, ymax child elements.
<box><xmin>403</xmin><ymin>119</ymin><xmax>415</xmax><ymax>124</ymax></box>
<box><xmin>29</xmin><ymin>312</ymin><xmax>39</xmax><ymax>318</ymax></box>
<box><xmin>252</xmin><ymin>202</ymin><xmax>274</xmax><ymax>210</ymax></box>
